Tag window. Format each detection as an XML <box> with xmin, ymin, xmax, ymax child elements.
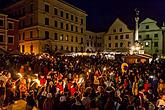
<box><xmin>66</xmin><ymin>35</ymin><xmax>69</xmax><ymax>41</ymax></box>
<box><xmin>120</xmin><ymin>35</ymin><xmax>123</xmax><ymax>39</ymax></box>
<box><xmin>30</xmin><ymin>17</ymin><xmax>33</xmax><ymax>25</ymax></box>
<box><xmin>66</xmin><ymin>13</ymin><xmax>69</xmax><ymax>19</ymax></box>
<box><xmin>81</xmin><ymin>19</ymin><xmax>83</xmax><ymax>24</ymax></box>
<box><xmin>60</xmin><ymin>22</ymin><xmax>63</xmax><ymax>29</ymax></box>
<box><xmin>71</xmin><ymin>15</ymin><xmax>74</xmax><ymax>21</ymax></box>
<box><xmin>8</xmin><ymin>22</ymin><xmax>14</xmax><ymax>29</ymax></box>
<box><xmin>30</xmin><ymin>4</ymin><xmax>33</xmax><ymax>12</ymax></box>
<box><xmin>60</xmin><ymin>34</ymin><xmax>63</xmax><ymax>40</ymax></box>
<box><xmin>45</xmin><ymin>4</ymin><xmax>49</xmax><ymax>12</ymax></box>
<box><xmin>109</xmin><ymin>43</ymin><xmax>111</xmax><ymax>47</ymax></box>
<box><xmin>54</xmin><ymin>8</ymin><xmax>58</xmax><ymax>15</ymax></box>
<box><xmin>119</xmin><ymin>28</ymin><xmax>122</xmax><ymax>32</ymax></box>
<box><xmin>0</xmin><ymin>19</ymin><xmax>4</xmax><ymax>26</ymax></box>
<box><xmin>154</xmin><ymin>42</ymin><xmax>158</xmax><ymax>47</ymax></box>
<box><xmin>60</xmin><ymin>11</ymin><xmax>63</xmax><ymax>17</ymax></box>
<box><xmin>75</xmin><ymin>47</ymin><xmax>78</xmax><ymax>52</ymax></box>
<box><xmin>146</xmin><ymin>34</ymin><xmax>149</xmax><ymax>39</ymax></box>
<box><xmin>128</xmin><ymin>42</ymin><xmax>131</xmax><ymax>47</ymax></box>
<box><xmin>45</xmin><ymin>18</ymin><xmax>49</xmax><ymax>25</ymax></box>
<box><xmin>109</xmin><ymin>36</ymin><xmax>111</xmax><ymax>40</ymax></box>
<box><xmin>30</xmin><ymin>45</ymin><xmax>33</xmax><ymax>53</ymax></box>
<box><xmin>71</xmin><ymin>36</ymin><xmax>73</xmax><ymax>42</ymax></box>
<box><xmin>91</xmin><ymin>41</ymin><xmax>93</xmax><ymax>47</ymax></box>
<box><xmin>54</xmin><ymin>21</ymin><xmax>58</xmax><ymax>27</ymax></box>
<box><xmin>76</xmin><ymin>26</ymin><xmax>78</xmax><ymax>32</ymax></box>
<box><xmin>71</xmin><ymin>47</ymin><xmax>73</xmax><ymax>52</ymax></box>
<box><xmin>66</xmin><ymin>46</ymin><xmax>69</xmax><ymax>51</ymax></box>
<box><xmin>87</xmin><ymin>42</ymin><xmax>89</xmax><ymax>46</ymax></box>
<box><xmin>145</xmin><ymin>41</ymin><xmax>150</xmax><ymax>48</ymax></box>
<box><xmin>19</xmin><ymin>34</ymin><xmax>21</xmax><ymax>40</ymax></box>
<box><xmin>75</xmin><ymin>17</ymin><xmax>78</xmax><ymax>22</ymax></box>
<box><xmin>81</xmin><ymin>38</ymin><xmax>83</xmax><ymax>43</ymax></box>
<box><xmin>71</xmin><ymin>25</ymin><xmax>74</xmax><ymax>31</ymax></box>
<box><xmin>75</xmin><ymin>36</ymin><xmax>78</xmax><ymax>42</ymax></box>
<box><xmin>115</xmin><ymin>43</ymin><xmax>118</xmax><ymax>47</ymax></box>
<box><xmin>22</xmin><ymin>32</ymin><xmax>25</xmax><ymax>40</ymax></box>
<box><xmin>61</xmin><ymin>46</ymin><xmax>63</xmax><ymax>50</ymax></box>
<box><xmin>45</xmin><ymin>31</ymin><xmax>49</xmax><ymax>39</ymax></box>
<box><xmin>154</xmin><ymin>34</ymin><xmax>158</xmax><ymax>38</ymax></box>
<box><xmin>115</xmin><ymin>36</ymin><xmax>118</xmax><ymax>40</ymax></box>
<box><xmin>120</xmin><ymin>43</ymin><xmax>123</xmax><ymax>47</ymax></box>
<box><xmin>81</xmin><ymin>28</ymin><xmax>83</xmax><ymax>33</ymax></box>
<box><xmin>113</xmin><ymin>29</ymin><xmax>116</xmax><ymax>32</ymax></box>
<box><xmin>54</xmin><ymin>33</ymin><xmax>58</xmax><ymax>40</ymax></box>
<box><xmin>30</xmin><ymin>31</ymin><xmax>33</xmax><ymax>38</ymax></box>
<box><xmin>55</xmin><ymin>45</ymin><xmax>57</xmax><ymax>51</ymax></box>
<box><xmin>126</xmin><ymin>34</ymin><xmax>129</xmax><ymax>39</ymax></box>
<box><xmin>22</xmin><ymin>45</ymin><xmax>24</xmax><ymax>53</ymax></box>
<box><xmin>0</xmin><ymin>35</ymin><xmax>4</xmax><ymax>42</ymax></box>
<box><xmin>146</xmin><ymin>25</ymin><xmax>149</xmax><ymax>29</ymax></box>
<box><xmin>8</xmin><ymin>36</ymin><xmax>14</xmax><ymax>43</ymax></box>
<box><xmin>139</xmin><ymin>35</ymin><xmax>142</xmax><ymax>39</ymax></box>
<box><xmin>66</xmin><ymin>24</ymin><xmax>69</xmax><ymax>30</ymax></box>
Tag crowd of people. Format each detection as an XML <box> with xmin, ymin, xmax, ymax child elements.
<box><xmin>0</xmin><ymin>53</ymin><xmax>165</xmax><ymax>110</ymax></box>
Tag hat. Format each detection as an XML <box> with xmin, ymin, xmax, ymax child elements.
<box><xmin>59</xmin><ymin>96</ymin><xmax>66</xmax><ymax>102</ymax></box>
<box><xmin>47</xmin><ymin>93</ymin><xmax>52</xmax><ymax>98</ymax></box>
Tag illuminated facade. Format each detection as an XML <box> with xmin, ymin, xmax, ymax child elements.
<box><xmin>4</xmin><ymin>0</ymin><xmax>87</xmax><ymax>54</ymax></box>
<box><xmin>0</xmin><ymin>13</ymin><xmax>19</xmax><ymax>51</ymax></box>
<box><xmin>138</xmin><ymin>18</ymin><xmax>163</xmax><ymax>55</ymax></box>
<box><xmin>104</xmin><ymin>18</ymin><xmax>134</xmax><ymax>53</ymax></box>
<box><xmin>85</xmin><ymin>31</ymin><xmax>104</xmax><ymax>52</ymax></box>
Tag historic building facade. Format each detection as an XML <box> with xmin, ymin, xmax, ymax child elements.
<box><xmin>4</xmin><ymin>0</ymin><xmax>87</xmax><ymax>54</ymax></box>
<box><xmin>104</xmin><ymin>18</ymin><xmax>134</xmax><ymax>53</ymax></box>
<box><xmin>138</xmin><ymin>18</ymin><xmax>163</xmax><ymax>55</ymax></box>
<box><xmin>0</xmin><ymin>13</ymin><xmax>19</xmax><ymax>51</ymax></box>
<box><xmin>85</xmin><ymin>31</ymin><xmax>104</xmax><ymax>52</ymax></box>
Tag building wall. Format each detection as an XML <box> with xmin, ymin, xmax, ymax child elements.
<box><xmin>5</xmin><ymin>0</ymin><xmax>87</xmax><ymax>54</ymax></box>
<box><xmin>138</xmin><ymin>18</ymin><xmax>163</xmax><ymax>55</ymax></box>
<box><xmin>0</xmin><ymin>13</ymin><xmax>19</xmax><ymax>51</ymax></box>
<box><xmin>85</xmin><ymin>31</ymin><xmax>104</xmax><ymax>52</ymax></box>
<box><xmin>104</xmin><ymin>18</ymin><xmax>134</xmax><ymax>52</ymax></box>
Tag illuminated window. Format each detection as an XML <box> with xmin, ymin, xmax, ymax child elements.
<box><xmin>145</xmin><ymin>42</ymin><xmax>149</xmax><ymax>47</ymax></box>
<box><xmin>66</xmin><ymin>35</ymin><xmax>69</xmax><ymax>41</ymax></box>
<box><xmin>60</xmin><ymin>34</ymin><xmax>63</xmax><ymax>40</ymax></box>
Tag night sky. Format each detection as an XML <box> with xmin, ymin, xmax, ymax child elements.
<box><xmin>1</xmin><ymin>0</ymin><xmax>165</xmax><ymax>32</ymax></box>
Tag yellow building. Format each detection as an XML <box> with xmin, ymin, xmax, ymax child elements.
<box><xmin>4</xmin><ymin>0</ymin><xmax>87</xmax><ymax>54</ymax></box>
<box><xmin>104</xmin><ymin>18</ymin><xmax>134</xmax><ymax>53</ymax></box>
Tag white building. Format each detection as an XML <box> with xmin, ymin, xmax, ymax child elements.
<box><xmin>138</xmin><ymin>18</ymin><xmax>163</xmax><ymax>55</ymax></box>
<box><xmin>104</xmin><ymin>18</ymin><xmax>134</xmax><ymax>53</ymax></box>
